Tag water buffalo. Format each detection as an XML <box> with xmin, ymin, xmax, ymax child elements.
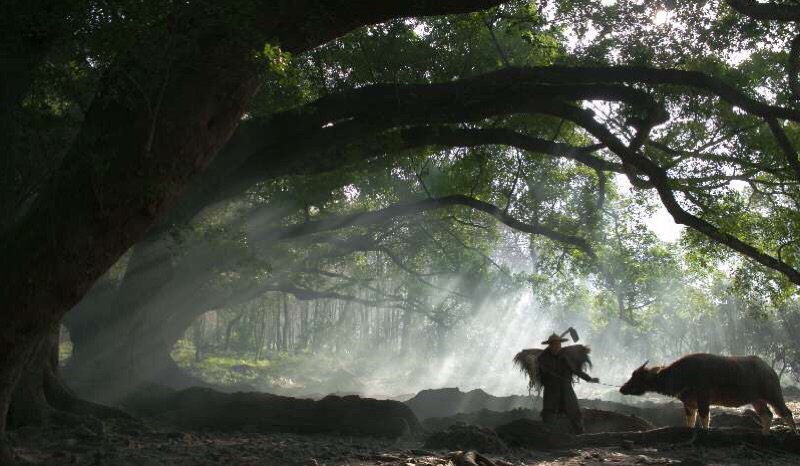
<box><xmin>620</xmin><ymin>353</ymin><xmax>796</xmax><ymax>435</ymax></box>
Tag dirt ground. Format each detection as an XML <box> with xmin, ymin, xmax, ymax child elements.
<box><xmin>7</xmin><ymin>419</ymin><xmax>800</xmax><ymax>466</ymax></box>
<box><xmin>6</xmin><ymin>399</ymin><xmax>799</xmax><ymax>465</ymax></box>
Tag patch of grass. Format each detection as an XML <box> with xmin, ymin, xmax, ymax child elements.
<box><xmin>202</xmin><ymin>356</ymin><xmax>272</xmax><ymax>369</ymax></box>
<box><xmin>171</xmin><ymin>339</ymin><xmax>195</xmax><ymax>367</ymax></box>
<box><xmin>170</xmin><ymin>340</ymin><xmax>342</xmax><ymax>391</ymax></box>
<box><xmin>58</xmin><ymin>340</ymin><xmax>73</xmax><ymax>365</ymax></box>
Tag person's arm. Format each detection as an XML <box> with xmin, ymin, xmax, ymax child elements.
<box><xmin>563</xmin><ymin>346</ymin><xmax>599</xmax><ymax>383</ymax></box>
<box><xmin>574</xmin><ymin>369</ymin><xmax>599</xmax><ymax>383</ymax></box>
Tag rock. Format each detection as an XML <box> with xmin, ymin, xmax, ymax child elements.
<box><xmin>424</xmin><ymin>423</ymin><xmax>508</xmax><ymax>453</ymax></box>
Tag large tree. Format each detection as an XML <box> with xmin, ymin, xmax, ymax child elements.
<box><xmin>6</xmin><ymin>1</ymin><xmax>800</xmax><ymax>462</ymax></box>
<box><xmin>58</xmin><ymin>0</ymin><xmax>800</xmax><ymax>404</ymax></box>
<box><xmin>0</xmin><ymin>1</ymin><xmax>507</xmax><ymax>461</ymax></box>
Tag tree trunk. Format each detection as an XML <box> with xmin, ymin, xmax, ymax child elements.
<box><xmin>3</xmin><ymin>318</ymin><xmax>130</xmax><ymax>465</ymax></box>
<box><xmin>283</xmin><ymin>296</ymin><xmax>292</xmax><ymax>353</ymax></box>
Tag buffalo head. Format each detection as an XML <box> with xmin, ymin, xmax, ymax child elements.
<box><xmin>620</xmin><ymin>360</ymin><xmax>657</xmax><ymax>396</ymax></box>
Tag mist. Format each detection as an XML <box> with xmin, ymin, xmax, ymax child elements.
<box><xmin>71</xmin><ymin>188</ymin><xmax>794</xmax><ymax>407</ymax></box>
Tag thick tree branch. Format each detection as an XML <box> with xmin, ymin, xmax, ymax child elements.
<box><xmin>266</xmin><ymin>284</ymin><xmax>406</xmax><ymax>310</ymax></box>
<box><xmin>543</xmin><ymin>102</ymin><xmax>800</xmax><ymax>286</ymax></box>
<box><xmin>173</xmin><ymin>64</ymin><xmax>790</xmax><ymax>225</ymax></box>
<box><xmin>399</xmin><ymin>126</ymin><xmax>613</xmax><ymax>171</ymax></box>
<box><xmin>178</xmin><ymin>64</ymin><xmax>800</xmax><ymax>288</ymax></box>
<box><xmin>496</xmin><ymin>66</ymin><xmax>800</xmax><ymax>122</ymax></box>
<box><xmin>264</xmin><ymin>194</ymin><xmax>596</xmax><ymax>260</ymax></box>
<box><xmin>790</xmin><ymin>33</ymin><xmax>800</xmax><ymax>101</ymax></box>
<box><xmin>727</xmin><ymin>0</ymin><xmax>800</xmax><ymax>22</ymax></box>
<box><xmin>767</xmin><ymin>118</ymin><xmax>800</xmax><ymax>183</ymax></box>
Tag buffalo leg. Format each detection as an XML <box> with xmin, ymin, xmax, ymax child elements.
<box><xmin>768</xmin><ymin>399</ymin><xmax>797</xmax><ymax>434</ymax></box>
<box><xmin>683</xmin><ymin>404</ymin><xmax>697</xmax><ymax>428</ymax></box>
<box><xmin>752</xmin><ymin>400</ymin><xmax>773</xmax><ymax>435</ymax></box>
<box><xmin>697</xmin><ymin>401</ymin><xmax>711</xmax><ymax>429</ymax></box>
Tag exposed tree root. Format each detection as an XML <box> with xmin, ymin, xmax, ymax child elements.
<box><xmin>0</xmin><ymin>436</ymin><xmax>14</xmax><ymax>466</ymax></box>
<box><xmin>8</xmin><ymin>323</ymin><xmax>137</xmax><ymax>443</ymax></box>
<box><xmin>44</xmin><ymin>368</ymin><xmax>133</xmax><ymax>422</ymax></box>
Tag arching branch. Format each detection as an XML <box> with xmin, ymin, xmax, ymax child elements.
<box><xmin>542</xmin><ymin>102</ymin><xmax>800</xmax><ymax>286</ymax></box>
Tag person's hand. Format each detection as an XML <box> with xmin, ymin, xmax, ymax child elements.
<box><xmin>590</xmin><ymin>377</ymin><xmax>600</xmax><ymax>383</ymax></box>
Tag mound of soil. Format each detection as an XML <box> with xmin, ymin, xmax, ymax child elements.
<box><xmin>144</xmin><ymin>387</ymin><xmax>421</xmax><ymax>437</ymax></box>
<box><xmin>424</xmin><ymin>423</ymin><xmax>508</xmax><ymax>453</ymax></box>
<box><xmin>582</xmin><ymin>408</ymin><xmax>654</xmax><ymax>433</ymax></box>
<box><xmin>422</xmin><ymin>408</ymin><xmax>534</xmax><ymax>431</ymax></box>
<box><xmin>407</xmin><ymin>388</ymin><xmax>765</xmax><ymax>430</ymax></box>
<box><xmin>495</xmin><ymin>418</ymin><xmax>568</xmax><ymax>450</ymax></box>
<box><xmin>404</xmin><ymin>387</ymin><xmax>684</xmax><ymax>425</ymax></box>
<box><xmin>404</xmin><ymin>388</ymin><xmax>533</xmax><ymax>419</ymax></box>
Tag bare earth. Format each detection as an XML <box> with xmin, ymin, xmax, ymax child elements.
<box><xmin>8</xmin><ymin>401</ymin><xmax>800</xmax><ymax>465</ymax></box>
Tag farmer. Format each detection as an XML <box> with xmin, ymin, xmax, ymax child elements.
<box><xmin>514</xmin><ymin>331</ymin><xmax>599</xmax><ymax>434</ymax></box>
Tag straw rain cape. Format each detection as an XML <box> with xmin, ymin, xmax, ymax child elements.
<box><xmin>513</xmin><ymin>345</ymin><xmax>592</xmax><ymax>391</ymax></box>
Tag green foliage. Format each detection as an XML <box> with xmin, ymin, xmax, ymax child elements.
<box><xmin>58</xmin><ymin>340</ymin><xmax>73</xmax><ymax>365</ymax></box>
<box><xmin>172</xmin><ymin>339</ymin><xmax>339</xmax><ymax>390</ymax></box>
<box><xmin>12</xmin><ymin>0</ymin><xmax>800</xmax><ymax>384</ymax></box>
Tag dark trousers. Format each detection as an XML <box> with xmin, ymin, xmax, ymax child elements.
<box><xmin>541</xmin><ymin>382</ymin><xmax>585</xmax><ymax>434</ymax></box>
